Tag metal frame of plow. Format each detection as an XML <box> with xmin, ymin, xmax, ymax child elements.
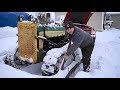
<box><xmin>59</xmin><ymin>57</ymin><xmax>82</xmax><ymax>78</ymax></box>
<box><xmin>65</xmin><ymin>61</ymin><xmax>82</xmax><ymax>78</ymax></box>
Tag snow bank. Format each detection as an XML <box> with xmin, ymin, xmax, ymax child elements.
<box><xmin>0</xmin><ymin>26</ymin><xmax>18</xmax><ymax>62</ymax></box>
<box><xmin>0</xmin><ymin>37</ymin><xmax>17</xmax><ymax>62</ymax></box>
<box><xmin>0</xmin><ymin>26</ymin><xmax>17</xmax><ymax>39</ymax></box>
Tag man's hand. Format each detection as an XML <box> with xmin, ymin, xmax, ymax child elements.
<box><xmin>63</xmin><ymin>53</ymin><xmax>69</xmax><ymax>62</ymax></box>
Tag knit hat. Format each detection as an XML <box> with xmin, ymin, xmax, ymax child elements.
<box><xmin>64</xmin><ymin>21</ymin><xmax>74</xmax><ymax>30</ymax></box>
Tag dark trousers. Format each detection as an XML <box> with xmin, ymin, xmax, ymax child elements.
<box><xmin>81</xmin><ymin>43</ymin><xmax>94</xmax><ymax>68</ymax></box>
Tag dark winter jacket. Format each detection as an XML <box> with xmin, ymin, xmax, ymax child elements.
<box><xmin>66</xmin><ymin>26</ymin><xmax>94</xmax><ymax>56</ymax></box>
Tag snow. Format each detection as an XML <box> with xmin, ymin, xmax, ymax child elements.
<box><xmin>43</xmin><ymin>55</ymin><xmax>58</xmax><ymax>64</ymax></box>
<box><xmin>0</xmin><ymin>26</ymin><xmax>17</xmax><ymax>39</ymax></box>
<box><xmin>18</xmin><ymin>56</ymin><xmax>33</xmax><ymax>63</ymax></box>
<box><xmin>42</xmin><ymin>44</ymin><xmax>70</xmax><ymax>65</ymax></box>
<box><xmin>0</xmin><ymin>38</ymin><xmax>18</xmax><ymax>63</ymax></box>
<box><xmin>22</xmin><ymin>21</ymin><xmax>33</xmax><ymax>23</ymax></box>
<box><xmin>0</xmin><ymin>26</ymin><xmax>120</xmax><ymax>78</ymax></box>
<box><xmin>107</xmin><ymin>12</ymin><xmax>120</xmax><ymax>14</ymax></box>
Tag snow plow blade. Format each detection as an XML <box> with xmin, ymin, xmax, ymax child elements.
<box><xmin>20</xmin><ymin>55</ymin><xmax>82</xmax><ymax>78</ymax></box>
<box><xmin>65</xmin><ymin>61</ymin><xmax>82</xmax><ymax>78</ymax></box>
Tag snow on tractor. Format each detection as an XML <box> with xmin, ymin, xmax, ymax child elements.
<box><xmin>4</xmin><ymin>12</ymin><xmax>96</xmax><ymax>77</ymax></box>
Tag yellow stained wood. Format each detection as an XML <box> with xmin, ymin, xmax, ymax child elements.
<box><xmin>17</xmin><ymin>22</ymin><xmax>37</xmax><ymax>63</ymax></box>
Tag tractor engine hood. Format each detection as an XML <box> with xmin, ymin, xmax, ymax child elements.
<box><xmin>64</xmin><ymin>12</ymin><xmax>93</xmax><ymax>25</ymax></box>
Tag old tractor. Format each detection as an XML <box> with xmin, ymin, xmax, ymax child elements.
<box><xmin>4</xmin><ymin>12</ymin><xmax>95</xmax><ymax>77</ymax></box>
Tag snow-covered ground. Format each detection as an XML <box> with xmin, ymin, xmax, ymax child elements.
<box><xmin>0</xmin><ymin>26</ymin><xmax>120</xmax><ymax>78</ymax></box>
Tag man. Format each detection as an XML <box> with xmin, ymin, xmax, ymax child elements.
<box><xmin>63</xmin><ymin>21</ymin><xmax>95</xmax><ymax>72</ymax></box>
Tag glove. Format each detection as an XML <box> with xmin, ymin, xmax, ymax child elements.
<box><xmin>63</xmin><ymin>53</ymin><xmax>69</xmax><ymax>62</ymax></box>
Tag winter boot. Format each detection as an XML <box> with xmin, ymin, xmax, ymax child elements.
<box><xmin>83</xmin><ymin>65</ymin><xmax>90</xmax><ymax>72</ymax></box>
